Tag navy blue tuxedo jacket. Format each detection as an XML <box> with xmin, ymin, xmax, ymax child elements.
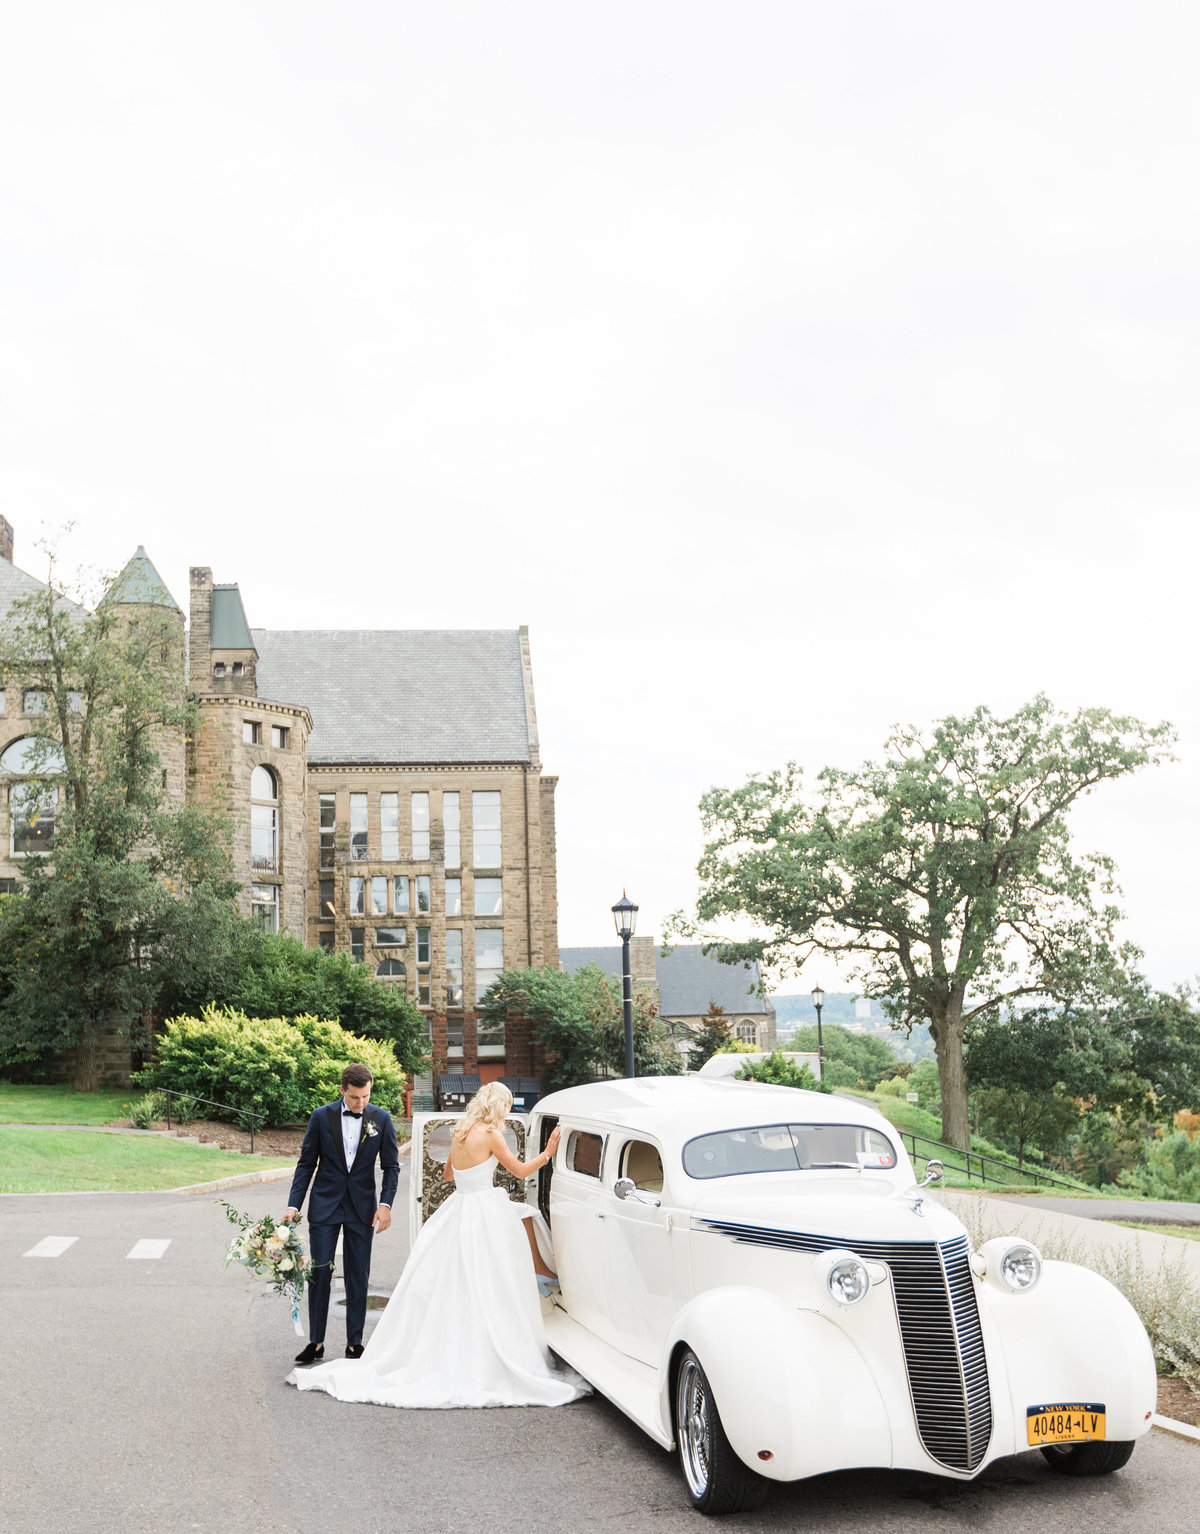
<box><xmin>287</xmin><ymin>1101</ymin><xmax>400</xmax><ymax>1227</ymax></box>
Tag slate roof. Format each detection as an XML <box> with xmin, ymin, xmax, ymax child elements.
<box><xmin>105</xmin><ymin>547</ymin><xmax>180</xmax><ymax>610</ymax></box>
<box><xmin>211</xmin><ymin>585</ymin><xmax>255</xmax><ymax>650</ymax></box>
<box><xmin>0</xmin><ymin>558</ymin><xmax>88</xmax><ymax>626</ymax></box>
<box><xmin>251</xmin><ymin>628</ymin><xmax>532</xmax><ymax>765</ymax></box>
<box><xmin>559</xmin><ymin>944</ymin><xmax>772</xmax><ymax>1018</ymax></box>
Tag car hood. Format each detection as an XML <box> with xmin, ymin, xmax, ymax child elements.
<box><xmin>690</xmin><ymin>1177</ymin><xmax>966</xmax><ymax>1249</ymax></box>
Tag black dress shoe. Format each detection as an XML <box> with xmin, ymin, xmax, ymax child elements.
<box><xmin>345</xmin><ymin>1343</ymin><xmax>365</xmax><ymax>1359</ymax></box>
<box><xmin>294</xmin><ymin>1342</ymin><xmax>325</xmax><ymax>1365</ymax></box>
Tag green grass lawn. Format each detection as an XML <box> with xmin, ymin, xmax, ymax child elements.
<box><xmin>0</xmin><ymin>1127</ymin><xmax>295</xmax><ymax>1194</ymax></box>
<box><xmin>1112</xmin><ymin>1220</ymin><xmax>1200</xmax><ymax>1242</ymax></box>
<box><xmin>0</xmin><ymin>1083</ymin><xmax>132</xmax><ymax>1125</ymax></box>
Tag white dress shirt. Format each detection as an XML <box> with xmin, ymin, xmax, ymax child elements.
<box><xmin>341</xmin><ymin>1108</ymin><xmax>364</xmax><ymax>1170</ymax></box>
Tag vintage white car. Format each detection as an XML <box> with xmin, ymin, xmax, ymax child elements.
<box><xmin>410</xmin><ymin>1076</ymin><xmax>1156</xmax><ymax>1514</ymax></box>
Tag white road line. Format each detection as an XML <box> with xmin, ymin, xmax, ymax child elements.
<box><xmin>23</xmin><ymin>1237</ymin><xmax>79</xmax><ymax>1258</ymax></box>
<box><xmin>126</xmin><ymin>1239</ymin><xmax>171</xmax><ymax>1260</ymax></box>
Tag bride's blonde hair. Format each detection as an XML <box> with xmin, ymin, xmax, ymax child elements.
<box><xmin>451</xmin><ymin>1080</ymin><xmax>513</xmax><ymax>1142</ymax></box>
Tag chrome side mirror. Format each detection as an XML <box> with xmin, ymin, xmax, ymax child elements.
<box><xmin>917</xmin><ymin>1159</ymin><xmax>945</xmax><ymax>1189</ymax></box>
<box><xmin>614</xmin><ymin>1176</ymin><xmax>661</xmax><ymax>1208</ymax></box>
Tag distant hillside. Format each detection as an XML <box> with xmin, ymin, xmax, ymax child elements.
<box><xmin>771</xmin><ymin>992</ymin><xmax>883</xmax><ymax>1025</ymax></box>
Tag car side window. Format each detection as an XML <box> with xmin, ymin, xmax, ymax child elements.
<box><xmin>619</xmin><ymin>1138</ymin><xmax>664</xmax><ymax>1193</ymax></box>
<box><xmin>567</xmin><ymin>1129</ymin><xmax>605</xmax><ymax>1178</ymax></box>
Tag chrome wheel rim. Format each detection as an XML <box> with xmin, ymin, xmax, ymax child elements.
<box><xmin>677</xmin><ymin>1357</ymin><xmax>712</xmax><ymax>1500</ymax></box>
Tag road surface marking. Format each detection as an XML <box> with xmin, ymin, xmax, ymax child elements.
<box><xmin>126</xmin><ymin>1239</ymin><xmax>172</xmax><ymax>1259</ymax></box>
<box><xmin>23</xmin><ymin>1237</ymin><xmax>79</xmax><ymax>1258</ymax></box>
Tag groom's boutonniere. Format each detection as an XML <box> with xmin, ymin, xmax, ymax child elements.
<box><xmin>364</xmin><ymin>1120</ymin><xmax>378</xmax><ymax>1139</ymax></box>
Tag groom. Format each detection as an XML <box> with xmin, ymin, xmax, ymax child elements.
<box><xmin>285</xmin><ymin>1063</ymin><xmax>400</xmax><ymax>1365</ymax></box>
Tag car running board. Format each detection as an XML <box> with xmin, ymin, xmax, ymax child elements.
<box><xmin>543</xmin><ymin>1307</ymin><xmax>673</xmax><ymax>1448</ymax></box>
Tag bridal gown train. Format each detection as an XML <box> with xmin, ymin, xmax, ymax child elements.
<box><xmin>288</xmin><ymin>1156</ymin><xmax>589</xmax><ymax>1408</ymax></box>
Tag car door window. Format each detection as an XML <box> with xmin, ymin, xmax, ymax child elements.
<box><xmin>567</xmin><ymin>1129</ymin><xmax>605</xmax><ymax>1178</ymax></box>
<box><xmin>619</xmin><ymin>1138</ymin><xmax>664</xmax><ymax>1193</ymax></box>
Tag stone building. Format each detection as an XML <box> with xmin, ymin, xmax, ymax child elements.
<box><xmin>0</xmin><ymin>523</ymin><xmax>560</xmax><ymax>1083</ymax></box>
<box><xmin>559</xmin><ymin>938</ymin><xmax>777</xmax><ymax>1057</ymax></box>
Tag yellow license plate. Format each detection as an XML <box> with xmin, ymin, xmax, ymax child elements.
<box><xmin>1026</xmin><ymin>1403</ymin><xmax>1106</xmax><ymax>1446</ymax></box>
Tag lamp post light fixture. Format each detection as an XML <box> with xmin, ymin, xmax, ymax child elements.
<box><xmin>611</xmin><ymin>893</ymin><xmax>639</xmax><ymax>1078</ymax></box>
<box><xmin>811</xmin><ymin>984</ymin><xmax>825</xmax><ymax>1081</ymax></box>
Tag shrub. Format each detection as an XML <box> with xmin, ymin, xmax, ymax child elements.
<box><xmin>735</xmin><ymin>1050</ymin><xmax>833</xmax><ymax>1092</ymax></box>
<box><xmin>1118</xmin><ymin>1129</ymin><xmax>1200</xmax><ymax>1202</ymax></box>
<box><xmin>126</xmin><ymin>1091</ymin><xmax>166</xmax><ymax>1129</ymax></box>
<box><xmin>136</xmin><ymin>1008</ymin><xmax>405</xmax><ymax>1126</ymax></box>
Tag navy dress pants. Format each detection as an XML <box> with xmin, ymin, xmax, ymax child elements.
<box><xmin>307</xmin><ymin>1214</ymin><xmax>374</xmax><ymax>1347</ymax></box>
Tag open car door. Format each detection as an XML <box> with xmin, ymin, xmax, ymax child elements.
<box><xmin>409</xmin><ymin>1111</ymin><xmax>531</xmax><ymax>1246</ymax></box>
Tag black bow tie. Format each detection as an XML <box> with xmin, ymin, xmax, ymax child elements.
<box><xmin>343</xmin><ymin>1110</ymin><xmax>363</xmax><ymax>1119</ymax></box>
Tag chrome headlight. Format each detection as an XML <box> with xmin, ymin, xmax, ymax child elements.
<box><xmin>813</xmin><ymin>1248</ymin><xmax>871</xmax><ymax>1307</ymax></box>
<box><xmin>979</xmin><ymin>1236</ymin><xmax>1042</xmax><ymax>1293</ymax></box>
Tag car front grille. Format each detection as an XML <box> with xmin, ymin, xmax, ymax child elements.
<box><xmin>697</xmin><ymin>1220</ymin><xmax>992</xmax><ymax>1473</ymax></box>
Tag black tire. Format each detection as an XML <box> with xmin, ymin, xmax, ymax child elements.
<box><xmin>674</xmin><ymin>1349</ymin><xmax>770</xmax><ymax>1515</ymax></box>
<box><xmin>1040</xmin><ymin>1439</ymin><xmax>1136</xmax><ymax>1476</ymax></box>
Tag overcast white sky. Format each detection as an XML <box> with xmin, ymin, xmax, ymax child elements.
<box><xmin>2</xmin><ymin>4</ymin><xmax>1197</xmax><ymax>995</ymax></box>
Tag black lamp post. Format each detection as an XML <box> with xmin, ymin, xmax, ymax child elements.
<box><xmin>811</xmin><ymin>984</ymin><xmax>825</xmax><ymax>1081</ymax></box>
<box><xmin>612</xmin><ymin>893</ymin><xmax>639</xmax><ymax>1077</ymax></box>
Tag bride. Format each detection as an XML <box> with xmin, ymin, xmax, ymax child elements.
<box><xmin>289</xmin><ymin>1081</ymin><xmax>588</xmax><ymax>1409</ymax></box>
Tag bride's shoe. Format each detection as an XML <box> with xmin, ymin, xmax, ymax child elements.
<box><xmin>536</xmin><ymin>1274</ymin><xmax>560</xmax><ymax>1297</ymax></box>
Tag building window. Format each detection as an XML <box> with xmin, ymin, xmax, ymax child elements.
<box><xmin>0</xmin><ymin>691</ymin><xmax>6</xmax><ymax>715</ymax></box>
<box><xmin>0</xmin><ymin>878</ymin><xmax>16</xmax><ymax>895</ymax></box>
<box><xmin>370</xmin><ymin>876</ymin><xmax>388</xmax><ymax>916</ymax></box>
<box><xmin>250</xmin><ymin>884</ymin><xmax>279</xmax><ymax>931</ymax></box>
<box><xmin>318</xmin><ymin>878</ymin><xmax>335</xmax><ymax>918</ymax></box>
<box><xmin>9</xmin><ymin>781</ymin><xmax>56</xmax><ymax>855</ymax></box>
<box><xmin>474</xmin><ymin>877</ymin><xmax>502</xmax><ymax>916</ymax></box>
<box><xmin>393</xmin><ymin>875</ymin><xmax>409</xmax><ymax>914</ymax></box>
<box><xmin>250</xmin><ymin>766</ymin><xmax>278</xmax><ymax>874</ymax></box>
<box><xmin>411</xmin><ymin>792</ymin><xmax>430</xmax><ymax>860</ymax></box>
<box><xmin>415</xmin><ymin>874</ymin><xmax>430</xmax><ymax>914</ymax></box>
<box><xmin>446</xmin><ymin>929</ymin><xmax>463</xmax><ymax>1008</ymax></box>
<box><xmin>375</xmin><ymin>958</ymin><xmax>407</xmax><ymax>983</ymax></box>
<box><xmin>349</xmin><ymin>876</ymin><xmax>365</xmax><ymax>916</ymax></box>
<box><xmin>446</xmin><ymin>1017</ymin><xmax>464</xmax><ymax>1060</ymax></box>
<box><xmin>475</xmin><ymin>929</ymin><xmax>503</xmax><ymax>1002</ymax></box>
<box><xmin>735</xmin><ymin>1021</ymin><xmax>758</xmax><ymax>1044</ymax></box>
<box><xmin>213</xmin><ymin>663</ymin><xmax>226</xmax><ymax>680</ymax></box>
<box><xmin>66</xmin><ymin>691</ymin><xmax>82</xmax><ymax>714</ymax></box>
<box><xmin>243</xmin><ymin>720</ymin><xmax>261</xmax><ymax>744</ymax></box>
<box><xmin>443</xmin><ymin>792</ymin><xmax>460</xmax><ymax>867</ymax></box>
<box><xmin>317</xmin><ymin>930</ymin><xmax>334</xmax><ymax>952</ymax></box>
<box><xmin>350</xmin><ymin>927</ymin><xmax>365</xmax><ymax>962</ymax></box>
<box><xmin>318</xmin><ymin>793</ymin><xmax>335</xmax><ymax>871</ymax></box>
<box><xmin>445</xmin><ymin>878</ymin><xmax>461</xmax><ymax>916</ymax></box>
<box><xmin>271</xmin><ymin>725</ymin><xmax>288</xmax><ymax>749</ymax></box>
<box><xmin>349</xmin><ymin>793</ymin><xmax>368</xmax><ymax>861</ymax></box>
<box><xmin>380</xmin><ymin>792</ymin><xmax>400</xmax><ymax>861</ymax></box>
<box><xmin>23</xmin><ymin>690</ymin><xmax>48</xmax><ymax>715</ymax></box>
<box><xmin>472</xmin><ymin>791</ymin><xmax>501</xmax><ymax>868</ymax></box>
<box><xmin>477</xmin><ymin>1009</ymin><xmax>505</xmax><ymax>1060</ymax></box>
<box><xmin>416</xmin><ymin>926</ymin><xmax>431</xmax><ymax>1006</ymax></box>
<box><xmin>374</xmin><ymin>927</ymin><xmax>406</xmax><ymax>947</ymax></box>
<box><xmin>232</xmin><ymin>662</ymin><xmax>244</xmax><ymax>679</ymax></box>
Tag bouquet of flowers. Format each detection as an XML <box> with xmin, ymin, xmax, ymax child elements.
<box><xmin>220</xmin><ymin>1202</ymin><xmax>312</xmax><ymax>1335</ymax></box>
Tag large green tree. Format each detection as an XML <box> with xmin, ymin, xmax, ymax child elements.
<box><xmin>0</xmin><ymin>560</ymin><xmax>239</xmax><ymax>1087</ymax></box>
<box><xmin>684</xmin><ymin>696</ymin><xmax>1173</xmax><ymax>1149</ymax></box>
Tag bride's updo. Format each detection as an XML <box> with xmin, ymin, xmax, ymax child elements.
<box><xmin>451</xmin><ymin>1080</ymin><xmax>514</xmax><ymax>1142</ymax></box>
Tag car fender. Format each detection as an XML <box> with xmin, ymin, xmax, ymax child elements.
<box><xmin>979</xmin><ymin>1260</ymin><xmax>1157</xmax><ymax>1444</ymax></box>
<box><xmin>660</xmin><ymin>1286</ymin><xmax>892</xmax><ymax>1482</ymax></box>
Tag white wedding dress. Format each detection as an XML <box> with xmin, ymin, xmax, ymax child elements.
<box><xmin>288</xmin><ymin>1156</ymin><xmax>588</xmax><ymax>1409</ymax></box>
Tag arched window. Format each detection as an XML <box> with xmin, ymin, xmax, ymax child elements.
<box><xmin>250</xmin><ymin>765</ymin><xmax>278</xmax><ymax>802</ymax></box>
<box><xmin>250</xmin><ymin>766</ymin><xmax>279</xmax><ymax>873</ymax></box>
<box><xmin>735</xmin><ymin>1020</ymin><xmax>759</xmax><ymax>1045</ymax></box>
<box><xmin>375</xmin><ymin>959</ymin><xmax>407</xmax><ymax>981</ymax></box>
<box><xmin>2</xmin><ymin>736</ymin><xmax>64</xmax><ymax>856</ymax></box>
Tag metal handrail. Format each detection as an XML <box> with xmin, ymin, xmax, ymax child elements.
<box><xmin>899</xmin><ymin>1130</ymin><xmax>1086</xmax><ymax>1193</ymax></box>
<box><xmin>161</xmin><ymin>1089</ymin><xmax>265</xmax><ymax>1154</ymax></box>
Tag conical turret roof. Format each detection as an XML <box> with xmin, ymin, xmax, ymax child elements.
<box><xmin>105</xmin><ymin>546</ymin><xmax>180</xmax><ymax>610</ymax></box>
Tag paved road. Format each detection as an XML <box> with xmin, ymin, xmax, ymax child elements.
<box><xmin>4</xmin><ymin>1174</ymin><xmax>1198</xmax><ymax>1534</ymax></box>
<box><xmin>997</xmin><ymin>1196</ymin><xmax>1200</xmax><ymax>1225</ymax></box>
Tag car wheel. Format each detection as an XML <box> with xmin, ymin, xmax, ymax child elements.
<box><xmin>1039</xmin><ymin>1440</ymin><xmax>1136</xmax><ymax>1476</ymax></box>
<box><xmin>674</xmin><ymin>1349</ymin><xmax>769</xmax><ymax>1515</ymax></box>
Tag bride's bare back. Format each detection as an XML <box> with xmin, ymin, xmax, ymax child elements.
<box><xmin>446</xmin><ymin>1122</ymin><xmax>560</xmax><ymax>1180</ymax></box>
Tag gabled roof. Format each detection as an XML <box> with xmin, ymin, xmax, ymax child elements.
<box><xmin>0</xmin><ymin>557</ymin><xmax>88</xmax><ymax>626</ymax></box>
<box><xmin>559</xmin><ymin>943</ymin><xmax>773</xmax><ymax>1018</ymax></box>
<box><xmin>105</xmin><ymin>547</ymin><xmax>180</xmax><ymax>610</ymax></box>
<box><xmin>211</xmin><ymin>584</ymin><xmax>256</xmax><ymax>650</ymax></box>
<box><xmin>251</xmin><ymin>628</ymin><xmax>533</xmax><ymax>765</ymax></box>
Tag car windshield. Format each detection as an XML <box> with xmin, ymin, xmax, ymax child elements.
<box><xmin>682</xmin><ymin>1122</ymin><xmax>897</xmax><ymax>1180</ymax></box>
